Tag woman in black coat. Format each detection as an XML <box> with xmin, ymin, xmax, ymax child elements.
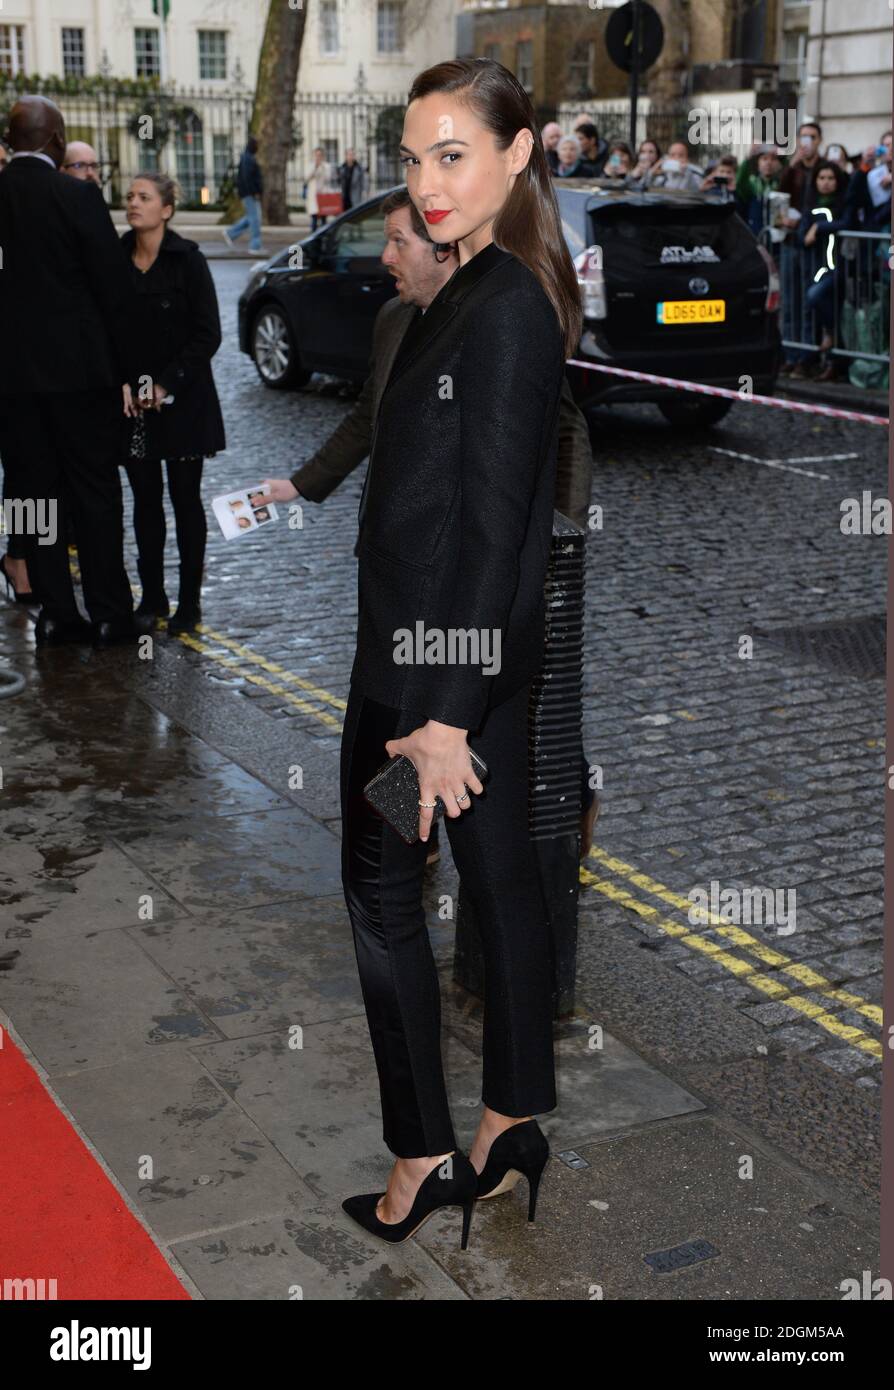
<box><xmin>120</xmin><ymin>173</ymin><xmax>225</xmax><ymax>632</ymax></box>
<box><xmin>338</xmin><ymin>58</ymin><xmax>582</xmax><ymax>1249</ymax></box>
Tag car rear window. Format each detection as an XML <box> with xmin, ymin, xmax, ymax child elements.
<box><xmin>591</xmin><ymin>204</ymin><xmax>755</xmax><ymax>270</ymax></box>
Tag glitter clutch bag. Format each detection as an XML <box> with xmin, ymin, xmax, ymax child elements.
<box><xmin>363</xmin><ymin>750</ymin><xmax>488</xmax><ymax>845</ymax></box>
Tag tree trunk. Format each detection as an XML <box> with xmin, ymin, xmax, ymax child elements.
<box><xmin>648</xmin><ymin>0</ymin><xmax>689</xmax><ymax>106</ymax></box>
<box><xmin>252</xmin><ymin>0</ymin><xmax>307</xmax><ymax>225</ymax></box>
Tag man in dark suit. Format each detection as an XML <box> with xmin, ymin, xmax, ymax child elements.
<box><xmin>261</xmin><ymin>188</ymin><xmax>599</xmax><ymax>853</ymax></box>
<box><xmin>0</xmin><ymin>95</ymin><xmax>145</xmax><ymax>645</ymax></box>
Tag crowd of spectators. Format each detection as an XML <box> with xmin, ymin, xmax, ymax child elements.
<box><xmin>541</xmin><ymin>115</ymin><xmax>892</xmax><ymax>386</ymax></box>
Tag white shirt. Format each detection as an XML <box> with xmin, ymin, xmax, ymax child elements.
<box><xmin>867</xmin><ymin>163</ymin><xmax>892</xmax><ymax>209</ymax></box>
<box><xmin>10</xmin><ymin>150</ymin><xmax>56</xmax><ymax>168</ymax></box>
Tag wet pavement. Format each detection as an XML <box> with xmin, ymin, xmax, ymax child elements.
<box><xmin>0</xmin><ymin>259</ymin><xmax>885</xmax><ymax>1299</ymax></box>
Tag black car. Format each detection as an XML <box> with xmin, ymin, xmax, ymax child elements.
<box><xmin>555</xmin><ymin>180</ymin><xmax>781</xmax><ymax>426</ymax></box>
<box><xmin>237</xmin><ymin>193</ymin><xmax>397</xmax><ymax>390</ymax></box>
<box><xmin>238</xmin><ymin>182</ymin><xmax>780</xmax><ymax>427</ymax></box>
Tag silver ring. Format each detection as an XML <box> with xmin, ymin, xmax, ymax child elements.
<box><xmin>455</xmin><ymin>790</ymin><xmax>470</xmax><ymax>804</ymax></box>
<box><xmin>418</xmin><ymin>799</ymin><xmax>438</xmax><ymax>809</ymax></box>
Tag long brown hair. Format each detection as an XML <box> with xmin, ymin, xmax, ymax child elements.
<box><xmin>406</xmin><ymin>58</ymin><xmax>582</xmax><ymax>358</ymax></box>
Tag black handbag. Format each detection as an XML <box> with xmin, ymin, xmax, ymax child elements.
<box><xmin>128</xmin><ymin>411</ymin><xmax>147</xmax><ymax>460</ymax></box>
<box><xmin>363</xmin><ymin>750</ymin><xmax>488</xmax><ymax>844</ymax></box>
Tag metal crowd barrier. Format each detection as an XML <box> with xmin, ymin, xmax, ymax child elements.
<box><xmin>777</xmin><ymin>228</ymin><xmax>890</xmax><ymax>368</ymax></box>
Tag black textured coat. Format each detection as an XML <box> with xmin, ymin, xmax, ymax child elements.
<box><xmin>0</xmin><ymin>156</ymin><xmax>137</xmax><ymax>394</ymax></box>
<box><xmin>120</xmin><ymin>226</ymin><xmax>226</xmax><ymax>460</ymax></box>
<box><xmin>351</xmin><ymin>241</ymin><xmax>565</xmax><ymax>734</ymax></box>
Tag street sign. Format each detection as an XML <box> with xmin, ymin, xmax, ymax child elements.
<box><xmin>605</xmin><ymin>2</ymin><xmax>666</xmax><ymax>152</ymax></box>
<box><xmin>606</xmin><ymin>1</ymin><xmax>664</xmax><ymax>74</ymax></box>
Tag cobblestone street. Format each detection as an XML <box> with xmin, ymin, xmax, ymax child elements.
<box><xmin>0</xmin><ymin>259</ymin><xmax>886</xmax><ymax>1299</ymax></box>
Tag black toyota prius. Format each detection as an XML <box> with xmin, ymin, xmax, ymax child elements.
<box><xmin>238</xmin><ymin>181</ymin><xmax>780</xmax><ymax>428</ymax></box>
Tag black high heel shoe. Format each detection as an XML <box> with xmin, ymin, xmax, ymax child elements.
<box><xmin>475</xmin><ymin>1119</ymin><xmax>550</xmax><ymax>1222</ymax></box>
<box><xmin>0</xmin><ymin>554</ymin><xmax>34</xmax><ymax>604</ymax></box>
<box><xmin>342</xmin><ymin>1150</ymin><xmax>478</xmax><ymax>1249</ymax></box>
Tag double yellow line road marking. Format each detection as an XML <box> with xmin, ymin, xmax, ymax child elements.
<box><xmin>583</xmin><ymin>846</ymin><xmax>882</xmax><ymax>1058</ymax></box>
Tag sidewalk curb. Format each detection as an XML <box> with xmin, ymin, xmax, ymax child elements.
<box><xmin>775</xmin><ymin>379</ymin><xmax>888</xmax><ymax>418</ymax></box>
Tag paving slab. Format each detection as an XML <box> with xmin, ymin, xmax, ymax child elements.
<box><xmin>111</xmin><ymin>805</ymin><xmax>342</xmax><ymax>913</ymax></box>
<box><xmin>168</xmin><ymin>1207</ymin><xmax>468</xmax><ymax>1300</ymax></box>
<box><xmin>50</xmin><ymin>1048</ymin><xmax>312</xmax><ymax>1244</ymax></box>
<box><xmin>0</xmin><ymin>820</ymin><xmax>188</xmax><ymax>938</ymax></box>
<box><xmin>131</xmin><ymin>894</ymin><xmax>361</xmax><ymax>1038</ymax></box>
<box><xmin>0</xmin><ymin>925</ymin><xmax>220</xmax><ymax>1073</ymax></box>
<box><xmin>417</xmin><ymin>1115</ymin><xmax>878</xmax><ymax>1301</ymax></box>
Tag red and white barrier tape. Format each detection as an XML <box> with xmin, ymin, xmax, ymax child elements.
<box><xmin>566</xmin><ymin>359</ymin><xmax>889</xmax><ymax>428</ymax></box>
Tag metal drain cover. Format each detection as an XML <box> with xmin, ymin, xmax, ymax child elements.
<box><xmin>644</xmin><ymin>1239</ymin><xmax>720</xmax><ymax>1274</ymax></box>
<box><xmin>752</xmin><ymin>613</ymin><xmax>886</xmax><ymax>678</ymax></box>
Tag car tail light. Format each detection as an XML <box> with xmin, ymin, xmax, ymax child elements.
<box><xmin>756</xmin><ymin>243</ymin><xmax>780</xmax><ymax>312</ymax></box>
<box><xmin>574</xmin><ymin>244</ymin><xmax>607</xmax><ymax>320</ymax></box>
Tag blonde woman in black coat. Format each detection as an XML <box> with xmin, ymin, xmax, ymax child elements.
<box><xmin>121</xmin><ymin>174</ymin><xmax>225</xmax><ymax>633</ymax></box>
<box><xmin>339</xmin><ymin>58</ymin><xmax>582</xmax><ymax>1249</ymax></box>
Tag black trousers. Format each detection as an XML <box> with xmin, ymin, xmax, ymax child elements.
<box><xmin>340</xmin><ymin>679</ymin><xmax>558</xmax><ymax>1159</ymax></box>
<box><xmin>0</xmin><ymin>391</ymin><xmax>133</xmax><ymax>622</ymax></box>
<box><xmin>123</xmin><ymin>456</ymin><xmax>206</xmax><ymax>604</ymax></box>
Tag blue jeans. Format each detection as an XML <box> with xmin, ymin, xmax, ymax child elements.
<box><xmin>228</xmin><ymin>193</ymin><xmax>262</xmax><ymax>250</ymax></box>
<box><xmin>780</xmin><ymin>240</ymin><xmax>821</xmax><ymax>365</ymax></box>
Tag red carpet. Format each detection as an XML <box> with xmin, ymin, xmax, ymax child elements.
<box><xmin>0</xmin><ymin>1032</ymin><xmax>189</xmax><ymax>1300</ymax></box>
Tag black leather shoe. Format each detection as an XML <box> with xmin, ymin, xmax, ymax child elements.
<box><xmin>91</xmin><ymin>615</ymin><xmax>153</xmax><ymax>647</ymax></box>
<box><xmin>342</xmin><ymin>1150</ymin><xmax>478</xmax><ymax>1249</ymax></box>
<box><xmin>35</xmin><ymin>613</ymin><xmax>93</xmax><ymax>646</ymax></box>
<box><xmin>475</xmin><ymin>1119</ymin><xmax>550</xmax><ymax>1221</ymax></box>
<box><xmin>167</xmin><ymin>603</ymin><xmax>201</xmax><ymax>635</ymax></box>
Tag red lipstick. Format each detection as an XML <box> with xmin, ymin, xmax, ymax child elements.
<box><xmin>423</xmin><ymin>209</ymin><xmax>451</xmax><ymax>224</ymax></box>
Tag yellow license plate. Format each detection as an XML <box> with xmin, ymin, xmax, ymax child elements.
<box><xmin>657</xmin><ymin>299</ymin><xmax>726</xmax><ymax>325</ymax></box>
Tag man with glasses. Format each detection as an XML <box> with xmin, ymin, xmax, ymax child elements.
<box><xmin>61</xmin><ymin>141</ymin><xmax>102</xmax><ymax>187</ymax></box>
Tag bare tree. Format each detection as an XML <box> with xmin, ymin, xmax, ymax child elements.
<box><xmin>252</xmin><ymin>0</ymin><xmax>308</xmax><ymax>225</ymax></box>
<box><xmin>648</xmin><ymin>0</ymin><xmax>690</xmax><ymax>105</ymax></box>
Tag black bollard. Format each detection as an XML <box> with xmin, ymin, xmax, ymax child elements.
<box><xmin>453</xmin><ymin>511</ymin><xmax>585</xmax><ymax>1019</ymax></box>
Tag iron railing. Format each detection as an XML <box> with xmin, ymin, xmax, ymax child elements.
<box><xmin>777</xmin><ymin>228</ymin><xmax>890</xmax><ymax>376</ymax></box>
<box><xmin>0</xmin><ymin>77</ymin><xmax>409</xmax><ymax>209</ymax></box>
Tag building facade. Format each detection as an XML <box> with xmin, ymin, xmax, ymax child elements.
<box><xmin>0</xmin><ymin>0</ymin><xmax>453</xmax><ymax>95</ymax></box>
<box><xmin>0</xmin><ymin>0</ymin><xmax>456</xmax><ymax>204</ymax></box>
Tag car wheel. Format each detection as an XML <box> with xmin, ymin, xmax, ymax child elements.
<box><xmin>658</xmin><ymin>395</ymin><xmax>732</xmax><ymax>428</ymax></box>
<box><xmin>251</xmin><ymin>306</ymin><xmax>310</xmax><ymax>390</ymax></box>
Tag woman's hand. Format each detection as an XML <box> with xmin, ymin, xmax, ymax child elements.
<box><xmin>385</xmin><ymin>720</ymin><xmax>485</xmax><ymax>843</ymax></box>
<box><xmin>122</xmin><ymin>383</ymin><xmax>139</xmax><ymax>418</ymax></box>
<box><xmin>803</xmin><ymin>223</ymin><xmax>817</xmax><ymax>246</ymax></box>
<box><xmin>139</xmin><ymin>382</ymin><xmax>169</xmax><ymax>412</ymax></box>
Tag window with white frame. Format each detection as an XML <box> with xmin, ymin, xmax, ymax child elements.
<box><xmin>62</xmin><ymin>28</ymin><xmax>86</xmax><ymax>78</ymax></box>
<box><xmin>212</xmin><ymin>133</ymin><xmax>231</xmax><ymax>196</ymax></box>
<box><xmin>516</xmin><ymin>39</ymin><xmax>533</xmax><ymax>94</ymax></box>
<box><xmin>134</xmin><ymin>28</ymin><xmax>160</xmax><ymax>79</ymax></box>
<box><xmin>567</xmin><ymin>40</ymin><xmax>596</xmax><ymax>97</ymax></box>
<box><xmin>0</xmin><ymin>24</ymin><xmax>26</xmax><ymax>77</ymax></box>
<box><xmin>320</xmin><ymin>0</ymin><xmax>339</xmax><ymax>56</ymax></box>
<box><xmin>377</xmin><ymin>1</ymin><xmax>404</xmax><ymax>55</ymax></box>
<box><xmin>198</xmin><ymin>30</ymin><xmax>227</xmax><ymax>81</ymax></box>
